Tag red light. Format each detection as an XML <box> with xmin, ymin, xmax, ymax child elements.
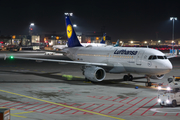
<box><xmin>30</xmin><ymin>28</ymin><xmax>33</xmax><ymax>30</ymax></box>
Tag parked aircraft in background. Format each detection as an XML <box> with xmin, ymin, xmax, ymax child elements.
<box><xmin>53</xmin><ymin>33</ymin><xmax>107</xmax><ymax>51</ymax></box>
<box><xmin>114</xmin><ymin>39</ymin><xmax>120</xmax><ymax>47</ymax></box>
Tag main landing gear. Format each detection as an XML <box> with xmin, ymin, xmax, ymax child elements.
<box><xmin>123</xmin><ymin>74</ymin><xmax>133</xmax><ymax>81</ymax></box>
<box><xmin>145</xmin><ymin>76</ymin><xmax>152</xmax><ymax>87</ymax></box>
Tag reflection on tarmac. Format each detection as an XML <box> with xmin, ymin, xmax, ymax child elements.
<box><xmin>151</xmin><ymin>107</ymin><xmax>180</xmax><ymax>113</ymax></box>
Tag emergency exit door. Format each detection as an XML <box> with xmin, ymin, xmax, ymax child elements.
<box><xmin>136</xmin><ymin>50</ymin><xmax>144</xmax><ymax>65</ymax></box>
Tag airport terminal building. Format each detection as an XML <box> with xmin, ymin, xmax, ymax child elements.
<box><xmin>0</xmin><ymin>31</ymin><xmax>111</xmax><ymax>47</ymax></box>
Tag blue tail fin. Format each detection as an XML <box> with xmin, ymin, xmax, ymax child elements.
<box><xmin>100</xmin><ymin>33</ymin><xmax>106</xmax><ymax>44</ymax></box>
<box><xmin>65</xmin><ymin>16</ymin><xmax>82</xmax><ymax>47</ymax></box>
<box><xmin>114</xmin><ymin>39</ymin><xmax>119</xmax><ymax>47</ymax></box>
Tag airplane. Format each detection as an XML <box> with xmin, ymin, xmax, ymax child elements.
<box><xmin>5</xmin><ymin>15</ymin><xmax>173</xmax><ymax>87</ymax></box>
<box><xmin>53</xmin><ymin>43</ymin><xmax>67</xmax><ymax>51</ymax></box>
<box><xmin>52</xmin><ymin>33</ymin><xmax>107</xmax><ymax>51</ymax></box>
<box><xmin>114</xmin><ymin>39</ymin><xmax>120</xmax><ymax>47</ymax></box>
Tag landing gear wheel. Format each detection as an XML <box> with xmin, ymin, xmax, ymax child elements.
<box><xmin>148</xmin><ymin>82</ymin><xmax>152</xmax><ymax>86</ymax></box>
<box><xmin>145</xmin><ymin>82</ymin><xmax>152</xmax><ymax>87</ymax></box>
<box><xmin>129</xmin><ymin>75</ymin><xmax>133</xmax><ymax>81</ymax></box>
<box><xmin>123</xmin><ymin>75</ymin><xmax>129</xmax><ymax>81</ymax></box>
<box><xmin>172</xmin><ymin>100</ymin><xmax>177</xmax><ymax>107</ymax></box>
<box><xmin>145</xmin><ymin>76</ymin><xmax>152</xmax><ymax>87</ymax></box>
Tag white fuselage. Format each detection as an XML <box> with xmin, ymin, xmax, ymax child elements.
<box><xmin>63</xmin><ymin>46</ymin><xmax>172</xmax><ymax>76</ymax></box>
<box><xmin>53</xmin><ymin>43</ymin><xmax>107</xmax><ymax>50</ymax></box>
<box><xmin>53</xmin><ymin>45</ymin><xmax>67</xmax><ymax>50</ymax></box>
<box><xmin>81</xmin><ymin>43</ymin><xmax>107</xmax><ymax>47</ymax></box>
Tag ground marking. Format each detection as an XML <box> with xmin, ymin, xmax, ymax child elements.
<box><xmin>13</xmin><ymin>111</ymin><xmax>34</xmax><ymax>115</ymax></box>
<box><xmin>0</xmin><ymin>89</ymin><xmax>125</xmax><ymax>120</ymax></box>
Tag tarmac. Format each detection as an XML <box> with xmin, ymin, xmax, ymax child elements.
<box><xmin>0</xmin><ymin>51</ymin><xmax>180</xmax><ymax>120</ymax></box>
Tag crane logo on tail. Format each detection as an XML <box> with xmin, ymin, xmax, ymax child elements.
<box><xmin>67</xmin><ymin>24</ymin><xmax>72</xmax><ymax>38</ymax></box>
<box><xmin>103</xmin><ymin>36</ymin><xmax>106</xmax><ymax>41</ymax></box>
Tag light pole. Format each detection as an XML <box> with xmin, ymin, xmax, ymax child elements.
<box><xmin>29</xmin><ymin>23</ymin><xmax>34</xmax><ymax>35</ymax></box>
<box><xmin>170</xmin><ymin>17</ymin><xmax>177</xmax><ymax>54</ymax></box>
<box><xmin>64</xmin><ymin>13</ymin><xmax>73</xmax><ymax>16</ymax></box>
<box><xmin>158</xmin><ymin>40</ymin><xmax>161</xmax><ymax>45</ymax></box>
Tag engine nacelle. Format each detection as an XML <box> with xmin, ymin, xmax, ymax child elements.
<box><xmin>84</xmin><ymin>66</ymin><xmax>106</xmax><ymax>82</ymax></box>
<box><xmin>150</xmin><ymin>74</ymin><xmax>165</xmax><ymax>80</ymax></box>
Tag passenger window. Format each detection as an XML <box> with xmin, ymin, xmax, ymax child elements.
<box><xmin>157</xmin><ymin>56</ymin><xmax>164</xmax><ymax>59</ymax></box>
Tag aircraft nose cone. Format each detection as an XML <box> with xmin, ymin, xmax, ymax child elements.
<box><xmin>166</xmin><ymin>60</ymin><xmax>173</xmax><ymax>70</ymax></box>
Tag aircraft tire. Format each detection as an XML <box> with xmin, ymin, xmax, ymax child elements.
<box><xmin>123</xmin><ymin>75</ymin><xmax>129</xmax><ymax>81</ymax></box>
<box><xmin>145</xmin><ymin>82</ymin><xmax>151</xmax><ymax>87</ymax></box>
<box><xmin>145</xmin><ymin>82</ymin><xmax>148</xmax><ymax>87</ymax></box>
<box><xmin>129</xmin><ymin>75</ymin><xmax>133</xmax><ymax>81</ymax></box>
<box><xmin>148</xmin><ymin>82</ymin><xmax>152</xmax><ymax>87</ymax></box>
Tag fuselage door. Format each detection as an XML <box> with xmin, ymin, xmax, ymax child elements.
<box><xmin>136</xmin><ymin>50</ymin><xmax>144</xmax><ymax>65</ymax></box>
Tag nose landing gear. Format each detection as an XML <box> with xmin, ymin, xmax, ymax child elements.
<box><xmin>123</xmin><ymin>74</ymin><xmax>133</xmax><ymax>81</ymax></box>
<box><xmin>145</xmin><ymin>76</ymin><xmax>152</xmax><ymax>87</ymax></box>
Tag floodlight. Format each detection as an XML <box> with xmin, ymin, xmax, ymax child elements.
<box><xmin>30</xmin><ymin>23</ymin><xmax>34</xmax><ymax>26</ymax></box>
<box><xmin>73</xmin><ymin>24</ymin><xmax>77</xmax><ymax>27</ymax></box>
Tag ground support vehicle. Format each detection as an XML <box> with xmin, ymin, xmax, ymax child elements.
<box><xmin>157</xmin><ymin>81</ymin><xmax>180</xmax><ymax>107</ymax></box>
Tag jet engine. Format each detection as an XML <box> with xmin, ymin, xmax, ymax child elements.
<box><xmin>84</xmin><ymin>66</ymin><xmax>106</xmax><ymax>82</ymax></box>
<box><xmin>150</xmin><ymin>74</ymin><xmax>165</xmax><ymax>79</ymax></box>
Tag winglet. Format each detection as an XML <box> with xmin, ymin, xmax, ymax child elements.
<box><xmin>4</xmin><ymin>54</ymin><xmax>7</xmax><ymax>60</ymax></box>
<box><xmin>65</xmin><ymin>16</ymin><xmax>82</xmax><ymax>47</ymax></box>
<box><xmin>100</xmin><ymin>33</ymin><xmax>106</xmax><ymax>44</ymax></box>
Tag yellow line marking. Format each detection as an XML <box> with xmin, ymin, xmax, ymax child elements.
<box><xmin>34</xmin><ymin>70</ymin><xmax>38</xmax><ymax>71</ymax></box>
<box><xmin>41</xmin><ymin>71</ymin><xmax>45</xmax><ymax>73</ymax></box>
<box><xmin>11</xmin><ymin>114</ymin><xmax>27</xmax><ymax>118</ymax></box>
<box><xmin>0</xmin><ymin>89</ymin><xmax>125</xmax><ymax>120</ymax></box>
<box><xmin>21</xmin><ymin>68</ymin><xmax>24</xmax><ymax>69</ymax></box>
<box><xmin>83</xmin><ymin>81</ymin><xmax>91</xmax><ymax>83</ymax></box>
<box><xmin>14</xmin><ymin>111</ymin><xmax>34</xmax><ymax>115</ymax></box>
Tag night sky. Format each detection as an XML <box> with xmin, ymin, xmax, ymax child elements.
<box><xmin>0</xmin><ymin>0</ymin><xmax>180</xmax><ymax>42</ymax></box>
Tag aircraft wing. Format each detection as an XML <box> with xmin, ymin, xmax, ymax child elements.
<box><xmin>166</xmin><ymin>54</ymin><xmax>177</xmax><ymax>59</ymax></box>
<box><xmin>5</xmin><ymin>56</ymin><xmax>107</xmax><ymax>66</ymax></box>
<box><xmin>42</xmin><ymin>50</ymin><xmax>66</xmax><ymax>53</ymax></box>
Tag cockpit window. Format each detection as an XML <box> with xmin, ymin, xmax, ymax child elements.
<box><xmin>152</xmin><ymin>56</ymin><xmax>157</xmax><ymax>59</ymax></box>
<box><xmin>157</xmin><ymin>56</ymin><xmax>164</xmax><ymax>59</ymax></box>
<box><xmin>148</xmin><ymin>55</ymin><xmax>166</xmax><ymax>60</ymax></box>
<box><xmin>148</xmin><ymin>55</ymin><xmax>153</xmax><ymax>60</ymax></box>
